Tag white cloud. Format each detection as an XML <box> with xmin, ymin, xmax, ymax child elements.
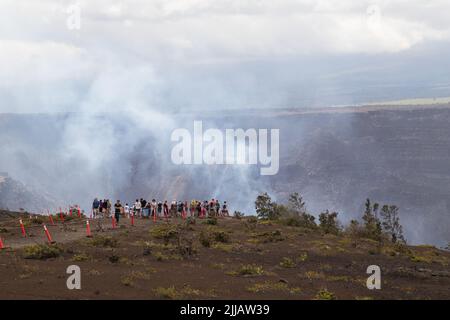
<box><xmin>0</xmin><ymin>0</ymin><xmax>450</xmax><ymax>112</ymax></box>
<box><xmin>2</xmin><ymin>1</ymin><xmax>450</xmax><ymax>56</ymax></box>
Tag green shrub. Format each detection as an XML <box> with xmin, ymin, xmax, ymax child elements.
<box><xmin>152</xmin><ymin>251</ymin><xmax>168</xmax><ymax>261</ymax></box>
<box><xmin>281</xmin><ymin>213</ymin><xmax>317</xmax><ymax>229</ymax></box>
<box><xmin>204</xmin><ymin>217</ymin><xmax>218</xmax><ymax>225</ymax></box>
<box><xmin>199</xmin><ymin>231</ymin><xmax>211</xmax><ymax>247</ymax></box>
<box><xmin>254</xmin><ymin>230</ymin><xmax>285</xmax><ymax>243</ymax></box>
<box><xmin>154</xmin><ymin>285</ymin><xmax>201</xmax><ymax>299</ymax></box>
<box><xmin>31</xmin><ymin>217</ymin><xmax>45</xmax><ymax>224</ymax></box>
<box><xmin>236</xmin><ymin>264</ymin><xmax>264</xmax><ymax>276</ymax></box>
<box><xmin>199</xmin><ymin>229</ymin><xmax>230</xmax><ymax>247</ymax></box>
<box><xmin>121</xmin><ymin>276</ymin><xmax>133</xmax><ymax>287</ymax></box>
<box><xmin>315</xmin><ymin>289</ymin><xmax>336</xmax><ymax>300</ymax></box>
<box><xmin>279</xmin><ymin>257</ymin><xmax>296</xmax><ymax>268</ymax></box>
<box><xmin>72</xmin><ymin>253</ymin><xmax>90</xmax><ymax>262</ymax></box>
<box><xmin>23</xmin><ymin>244</ymin><xmax>62</xmax><ymax>260</ymax></box>
<box><xmin>108</xmin><ymin>255</ymin><xmax>120</xmax><ymax>263</ymax></box>
<box><xmin>282</xmin><ymin>217</ymin><xmax>301</xmax><ymax>227</ymax></box>
<box><xmin>212</xmin><ymin>230</ymin><xmax>230</xmax><ymax>243</ymax></box>
<box><xmin>246</xmin><ymin>281</ymin><xmax>301</xmax><ymax>294</ymax></box>
<box><xmin>244</xmin><ymin>216</ymin><xmax>258</xmax><ymax>231</ymax></box>
<box><xmin>88</xmin><ymin>235</ymin><xmax>118</xmax><ymax>248</ymax></box>
<box><xmin>154</xmin><ymin>286</ymin><xmax>179</xmax><ymax>299</ymax></box>
<box><xmin>185</xmin><ymin>217</ymin><xmax>196</xmax><ymax>225</ymax></box>
<box><xmin>150</xmin><ymin>224</ymin><xmax>179</xmax><ymax>244</ymax></box>
<box><xmin>64</xmin><ymin>215</ymin><xmax>75</xmax><ymax>222</ymax></box>
<box><xmin>297</xmin><ymin>252</ymin><xmax>308</xmax><ymax>262</ymax></box>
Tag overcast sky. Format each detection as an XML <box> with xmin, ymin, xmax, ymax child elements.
<box><xmin>1</xmin><ymin>0</ymin><xmax>450</xmax><ymax>113</ymax></box>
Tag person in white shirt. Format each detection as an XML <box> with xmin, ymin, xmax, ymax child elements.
<box><xmin>134</xmin><ymin>199</ymin><xmax>142</xmax><ymax>217</ymax></box>
<box><xmin>151</xmin><ymin>199</ymin><xmax>157</xmax><ymax>218</ymax></box>
<box><xmin>124</xmin><ymin>203</ymin><xmax>130</xmax><ymax>218</ymax></box>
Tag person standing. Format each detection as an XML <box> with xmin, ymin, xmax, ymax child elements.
<box><xmin>151</xmin><ymin>199</ymin><xmax>157</xmax><ymax>218</ymax></box>
<box><xmin>92</xmin><ymin>198</ymin><xmax>100</xmax><ymax>219</ymax></box>
<box><xmin>177</xmin><ymin>201</ymin><xmax>183</xmax><ymax>217</ymax></box>
<box><xmin>157</xmin><ymin>201</ymin><xmax>163</xmax><ymax>218</ymax></box>
<box><xmin>209</xmin><ymin>199</ymin><xmax>215</xmax><ymax>216</ymax></box>
<box><xmin>143</xmin><ymin>201</ymin><xmax>150</xmax><ymax>218</ymax></box>
<box><xmin>141</xmin><ymin>198</ymin><xmax>147</xmax><ymax>210</ymax></box>
<box><xmin>221</xmin><ymin>201</ymin><xmax>229</xmax><ymax>217</ymax></box>
<box><xmin>190</xmin><ymin>199</ymin><xmax>196</xmax><ymax>217</ymax></box>
<box><xmin>163</xmin><ymin>200</ymin><xmax>169</xmax><ymax>218</ymax></box>
<box><xmin>134</xmin><ymin>199</ymin><xmax>142</xmax><ymax>217</ymax></box>
<box><xmin>114</xmin><ymin>200</ymin><xmax>123</xmax><ymax>224</ymax></box>
<box><xmin>124</xmin><ymin>203</ymin><xmax>130</xmax><ymax>218</ymax></box>
<box><xmin>171</xmin><ymin>200</ymin><xmax>177</xmax><ymax>217</ymax></box>
<box><xmin>215</xmin><ymin>200</ymin><xmax>221</xmax><ymax>216</ymax></box>
<box><xmin>196</xmin><ymin>200</ymin><xmax>202</xmax><ymax>217</ymax></box>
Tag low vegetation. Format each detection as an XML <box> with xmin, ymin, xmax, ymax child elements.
<box><xmin>154</xmin><ymin>285</ymin><xmax>201</xmax><ymax>299</ymax></box>
<box><xmin>150</xmin><ymin>224</ymin><xmax>179</xmax><ymax>244</ymax></box>
<box><xmin>228</xmin><ymin>264</ymin><xmax>264</xmax><ymax>276</ymax></box>
<box><xmin>246</xmin><ymin>281</ymin><xmax>301</xmax><ymax>294</ymax></box>
<box><xmin>251</xmin><ymin>230</ymin><xmax>285</xmax><ymax>244</ymax></box>
<box><xmin>23</xmin><ymin>244</ymin><xmax>62</xmax><ymax>260</ymax></box>
<box><xmin>121</xmin><ymin>270</ymin><xmax>152</xmax><ymax>287</ymax></box>
<box><xmin>72</xmin><ymin>253</ymin><xmax>90</xmax><ymax>262</ymax></box>
<box><xmin>279</xmin><ymin>257</ymin><xmax>296</xmax><ymax>268</ymax></box>
<box><xmin>88</xmin><ymin>235</ymin><xmax>118</xmax><ymax>248</ymax></box>
<box><xmin>199</xmin><ymin>228</ymin><xmax>231</xmax><ymax>247</ymax></box>
<box><xmin>315</xmin><ymin>288</ymin><xmax>337</xmax><ymax>300</ymax></box>
<box><xmin>203</xmin><ymin>217</ymin><xmax>218</xmax><ymax>225</ymax></box>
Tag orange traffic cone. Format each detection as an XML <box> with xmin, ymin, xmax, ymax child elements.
<box><xmin>86</xmin><ymin>220</ymin><xmax>92</xmax><ymax>237</ymax></box>
<box><xmin>43</xmin><ymin>225</ymin><xmax>54</xmax><ymax>244</ymax></box>
<box><xmin>47</xmin><ymin>210</ymin><xmax>55</xmax><ymax>226</ymax></box>
<box><xmin>0</xmin><ymin>237</ymin><xmax>5</xmax><ymax>250</ymax></box>
<box><xmin>19</xmin><ymin>219</ymin><xmax>26</xmax><ymax>237</ymax></box>
<box><xmin>112</xmin><ymin>216</ymin><xmax>116</xmax><ymax>229</ymax></box>
<box><xmin>59</xmin><ymin>207</ymin><xmax>64</xmax><ymax>222</ymax></box>
<box><xmin>77</xmin><ymin>206</ymin><xmax>81</xmax><ymax>218</ymax></box>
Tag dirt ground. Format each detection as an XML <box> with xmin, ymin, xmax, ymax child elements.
<box><xmin>0</xmin><ymin>210</ymin><xmax>449</xmax><ymax>300</ymax></box>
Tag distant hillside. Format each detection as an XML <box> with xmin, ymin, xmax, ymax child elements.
<box><xmin>0</xmin><ymin>173</ymin><xmax>56</xmax><ymax>213</ymax></box>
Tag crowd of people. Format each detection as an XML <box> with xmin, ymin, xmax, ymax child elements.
<box><xmin>92</xmin><ymin>197</ymin><xmax>229</xmax><ymax>224</ymax></box>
